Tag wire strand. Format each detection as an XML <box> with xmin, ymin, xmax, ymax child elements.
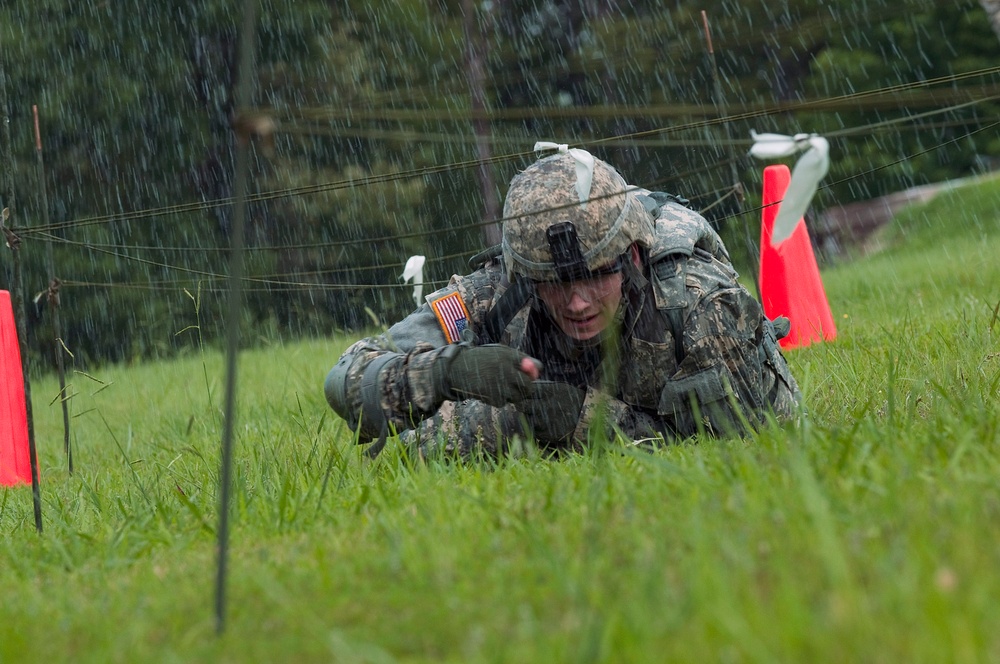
<box><xmin>12</xmin><ymin>67</ymin><xmax>1000</xmax><ymax>236</ymax></box>
<box><xmin>53</xmin><ymin>115</ymin><xmax>999</xmax><ymax>295</ymax></box>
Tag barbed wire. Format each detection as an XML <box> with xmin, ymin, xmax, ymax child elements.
<box><xmin>18</xmin><ymin>91</ymin><xmax>997</xmax><ymax>265</ymax></box>
<box><xmin>32</xmin><ymin>101</ymin><xmax>994</xmax><ymax>269</ymax></box>
<box><xmin>27</xmin><ymin>152</ymin><xmax>747</xmax><ymax>257</ymax></box>
<box><xmin>11</xmin><ymin>66</ymin><xmax>1000</xmax><ymax>237</ymax></box>
<box><xmin>4</xmin><ymin>65</ymin><xmax>996</xmax><ymax>296</ymax></box>
<box><xmin>44</xmin><ymin>113</ymin><xmax>1000</xmax><ymax>296</ymax></box>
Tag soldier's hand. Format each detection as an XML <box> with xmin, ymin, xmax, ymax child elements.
<box><xmin>517</xmin><ymin>381</ymin><xmax>585</xmax><ymax>443</ymax></box>
<box><xmin>433</xmin><ymin>344</ymin><xmax>538</xmax><ymax>407</ymax></box>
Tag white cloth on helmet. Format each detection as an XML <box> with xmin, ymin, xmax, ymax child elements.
<box><xmin>533</xmin><ymin>141</ymin><xmax>596</xmax><ymax>209</ymax></box>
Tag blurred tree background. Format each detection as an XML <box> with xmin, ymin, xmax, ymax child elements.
<box><xmin>0</xmin><ymin>0</ymin><xmax>997</xmax><ymax>369</ymax></box>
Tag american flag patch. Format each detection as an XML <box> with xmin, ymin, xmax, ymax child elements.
<box><xmin>429</xmin><ymin>291</ymin><xmax>471</xmax><ymax>343</ymax></box>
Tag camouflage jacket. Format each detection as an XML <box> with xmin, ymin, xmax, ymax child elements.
<box><xmin>325</xmin><ymin>196</ymin><xmax>801</xmax><ymax>457</ymax></box>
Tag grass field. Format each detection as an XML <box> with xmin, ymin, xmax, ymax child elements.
<box><xmin>2</xmin><ymin>176</ymin><xmax>999</xmax><ymax>663</ymax></box>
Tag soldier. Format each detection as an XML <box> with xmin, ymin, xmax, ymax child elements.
<box><xmin>324</xmin><ymin>146</ymin><xmax>800</xmax><ymax>458</ymax></box>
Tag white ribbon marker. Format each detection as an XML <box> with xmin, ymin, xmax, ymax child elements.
<box><xmin>750</xmin><ymin>130</ymin><xmax>830</xmax><ymax>247</ymax></box>
<box><xmin>534</xmin><ymin>141</ymin><xmax>596</xmax><ymax>207</ymax></box>
<box><xmin>401</xmin><ymin>255</ymin><xmax>426</xmax><ymax>306</ymax></box>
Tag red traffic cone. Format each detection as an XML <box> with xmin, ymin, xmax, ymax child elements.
<box><xmin>759</xmin><ymin>165</ymin><xmax>837</xmax><ymax>350</ymax></box>
<box><xmin>1</xmin><ymin>290</ymin><xmax>31</xmax><ymax>486</ymax></box>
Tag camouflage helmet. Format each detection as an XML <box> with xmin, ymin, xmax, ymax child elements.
<box><xmin>501</xmin><ymin>146</ymin><xmax>655</xmax><ymax>282</ymax></box>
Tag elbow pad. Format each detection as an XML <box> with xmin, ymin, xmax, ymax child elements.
<box><xmin>324</xmin><ymin>354</ymin><xmax>353</xmax><ymax>422</ymax></box>
<box><xmin>324</xmin><ymin>353</ymin><xmax>396</xmax><ymax>439</ymax></box>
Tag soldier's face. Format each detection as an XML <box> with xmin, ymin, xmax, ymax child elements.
<box><xmin>535</xmin><ymin>272</ymin><xmax>624</xmax><ymax>341</ymax></box>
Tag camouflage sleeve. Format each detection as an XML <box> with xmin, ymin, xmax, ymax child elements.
<box><xmin>324</xmin><ymin>266</ymin><xmax>503</xmax><ymax>443</ymax></box>
<box><xmin>408</xmin><ymin>389</ymin><xmax>674</xmax><ymax>457</ymax></box>
<box><xmin>759</xmin><ymin>318</ymin><xmax>802</xmax><ymax>420</ymax></box>
<box><xmin>572</xmin><ymin>388</ymin><xmax>677</xmax><ymax>447</ymax></box>
<box><xmin>330</xmin><ymin>328</ymin><xmax>449</xmax><ymax>442</ymax></box>
<box><xmin>662</xmin><ymin>282</ymin><xmax>769</xmax><ymax>437</ymax></box>
<box><xmin>397</xmin><ymin>399</ymin><xmax>528</xmax><ymax>459</ymax></box>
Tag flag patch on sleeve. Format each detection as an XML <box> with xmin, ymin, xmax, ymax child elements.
<box><xmin>429</xmin><ymin>292</ymin><xmax>471</xmax><ymax>343</ymax></box>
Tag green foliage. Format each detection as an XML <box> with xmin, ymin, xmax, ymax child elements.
<box><xmin>1</xmin><ymin>0</ymin><xmax>998</xmax><ymax>368</ymax></box>
<box><xmin>0</xmin><ymin>175</ymin><xmax>999</xmax><ymax>661</ymax></box>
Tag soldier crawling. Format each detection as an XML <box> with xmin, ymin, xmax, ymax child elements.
<box><xmin>324</xmin><ymin>145</ymin><xmax>800</xmax><ymax>457</ymax></box>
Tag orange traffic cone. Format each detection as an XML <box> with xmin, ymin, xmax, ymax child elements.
<box><xmin>1</xmin><ymin>289</ymin><xmax>30</xmax><ymax>486</ymax></box>
<box><xmin>759</xmin><ymin>165</ymin><xmax>837</xmax><ymax>350</ymax></box>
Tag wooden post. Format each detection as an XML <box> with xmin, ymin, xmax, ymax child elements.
<box><xmin>463</xmin><ymin>0</ymin><xmax>501</xmax><ymax>247</ymax></box>
<box><xmin>701</xmin><ymin>11</ymin><xmax>758</xmax><ymax>300</ymax></box>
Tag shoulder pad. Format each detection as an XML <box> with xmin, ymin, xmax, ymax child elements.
<box><xmin>635</xmin><ymin>191</ymin><xmax>691</xmax><ymax>216</ymax></box>
<box><xmin>645</xmin><ymin>201</ymin><xmax>732</xmax><ymax>265</ymax></box>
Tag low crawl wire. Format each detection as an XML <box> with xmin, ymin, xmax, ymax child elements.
<box><xmin>53</xmin><ymin>115</ymin><xmax>1000</xmax><ymax>295</ymax></box>
<box><xmin>28</xmin><ymin>90</ymin><xmax>998</xmax><ymax>260</ymax></box>
<box><xmin>37</xmin><ymin>91</ymin><xmax>1000</xmax><ymax>278</ymax></box>
<box><xmin>29</xmin><ymin>152</ymin><xmax>745</xmax><ymax>257</ymax></box>
<box><xmin>13</xmin><ymin>67</ymin><xmax>1000</xmax><ymax>237</ymax></box>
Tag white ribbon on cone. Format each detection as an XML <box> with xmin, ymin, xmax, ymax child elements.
<box><xmin>750</xmin><ymin>131</ymin><xmax>830</xmax><ymax>247</ymax></box>
<box><xmin>401</xmin><ymin>255</ymin><xmax>426</xmax><ymax>306</ymax></box>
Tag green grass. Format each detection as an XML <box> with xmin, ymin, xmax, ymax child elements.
<box><xmin>2</xmin><ymin>177</ymin><xmax>1000</xmax><ymax>663</ymax></box>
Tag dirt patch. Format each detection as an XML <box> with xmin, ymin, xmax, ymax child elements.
<box><xmin>811</xmin><ymin>172</ymin><xmax>1000</xmax><ymax>259</ymax></box>
<box><xmin>812</xmin><ymin>184</ymin><xmax>945</xmax><ymax>258</ymax></box>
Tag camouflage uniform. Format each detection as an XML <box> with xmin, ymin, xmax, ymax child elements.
<box><xmin>325</xmin><ymin>192</ymin><xmax>801</xmax><ymax>458</ymax></box>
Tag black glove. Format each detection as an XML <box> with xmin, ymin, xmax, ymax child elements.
<box><xmin>432</xmin><ymin>344</ymin><xmax>535</xmax><ymax>407</ymax></box>
<box><xmin>517</xmin><ymin>381</ymin><xmax>585</xmax><ymax>443</ymax></box>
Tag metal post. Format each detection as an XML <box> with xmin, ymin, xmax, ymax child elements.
<box><xmin>215</xmin><ymin>0</ymin><xmax>259</xmax><ymax>635</ymax></box>
<box><xmin>33</xmin><ymin>105</ymin><xmax>71</xmax><ymax>474</ymax></box>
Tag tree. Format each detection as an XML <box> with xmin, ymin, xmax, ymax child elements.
<box><xmin>2</xmin><ymin>0</ymin><xmax>998</xmax><ymax>366</ymax></box>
